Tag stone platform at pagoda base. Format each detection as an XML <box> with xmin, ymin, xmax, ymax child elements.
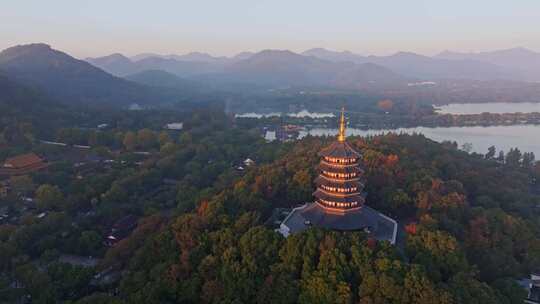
<box><xmin>278</xmin><ymin>202</ymin><xmax>398</xmax><ymax>244</ymax></box>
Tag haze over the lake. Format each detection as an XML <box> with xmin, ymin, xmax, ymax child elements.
<box><xmin>1</xmin><ymin>0</ymin><xmax>539</xmax><ymax>58</ymax></box>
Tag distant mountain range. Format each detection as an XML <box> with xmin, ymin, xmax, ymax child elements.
<box><xmin>1</xmin><ymin>43</ymin><xmax>539</xmax><ymax>109</ymax></box>
<box><xmin>86</xmin><ymin>46</ymin><xmax>540</xmax><ymax>85</ymax></box>
<box><xmin>125</xmin><ymin>69</ymin><xmax>201</xmax><ymax>91</ymax></box>
<box><xmin>0</xmin><ymin>44</ymin><xmax>195</xmax><ymax>106</ymax></box>
<box><xmin>302</xmin><ymin>48</ymin><xmax>526</xmax><ymax>81</ymax></box>
<box><xmin>87</xmin><ymin>51</ymin><xmax>257</xmax><ymax>78</ymax></box>
<box><xmin>221</xmin><ymin>50</ymin><xmax>408</xmax><ymax>87</ymax></box>
<box><xmin>434</xmin><ymin>47</ymin><xmax>540</xmax><ymax>80</ymax></box>
<box><xmin>86</xmin><ymin>53</ymin><xmax>219</xmax><ymax>77</ymax></box>
<box><xmin>87</xmin><ymin>49</ymin><xmax>411</xmax><ymax>87</ymax></box>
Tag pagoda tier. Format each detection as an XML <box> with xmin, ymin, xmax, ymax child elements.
<box><xmin>319</xmin><ymin>161</ymin><xmax>364</xmax><ymax>174</ymax></box>
<box><xmin>314</xmin><ymin>176</ymin><xmax>364</xmax><ymax>191</ymax></box>
<box><xmin>313</xmin><ymin>189</ymin><xmax>366</xmax><ymax>205</ymax></box>
<box><xmin>319</xmin><ymin>141</ymin><xmax>361</xmax><ymax>159</ymax></box>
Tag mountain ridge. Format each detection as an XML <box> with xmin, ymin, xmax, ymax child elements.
<box><xmin>223</xmin><ymin>49</ymin><xmax>410</xmax><ymax>87</ymax></box>
<box><xmin>302</xmin><ymin>47</ymin><xmax>523</xmax><ymax>81</ymax></box>
<box><xmin>0</xmin><ymin>43</ymin><xmax>187</xmax><ymax>107</ymax></box>
<box><xmin>434</xmin><ymin>47</ymin><xmax>540</xmax><ymax>80</ymax></box>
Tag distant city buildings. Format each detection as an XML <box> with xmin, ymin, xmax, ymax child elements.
<box><xmin>128</xmin><ymin>103</ymin><xmax>143</xmax><ymax>111</ymax></box>
<box><xmin>275</xmin><ymin>125</ymin><xmax>302</xmax><ymax>142</ymax></box>
<box><xmin>164</xmin><ymin>122</ymin><xmax>184</xmax><ymax>131</ymax></box>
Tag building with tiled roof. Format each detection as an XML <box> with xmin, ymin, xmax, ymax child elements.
<box><xmin>0</xmin><ymin>153</ymin><xmax>48</xmax><ymax>176</ymax></box>
<box><xmin>279</xmin><ymin>108</ymin><xmax>398</xmax><ymax>244</ymax></box>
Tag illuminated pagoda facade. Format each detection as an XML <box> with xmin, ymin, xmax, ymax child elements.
<box><xmin>314</xmin><ymin>108</ymin><xmax>365</xmax><ymax>212</ymax></box>
<box><xmin>279</xmin><ymin>108</ymin><xmax>398</xmax><ymax>244</ymax></box>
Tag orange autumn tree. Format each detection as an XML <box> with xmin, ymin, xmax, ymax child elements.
<box><xmin>377</xmin><ymin>99</ymin><xmax>394</xmax><ymax>112</ymax></box>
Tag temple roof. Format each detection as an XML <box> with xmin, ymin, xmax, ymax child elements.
<box><xmin>3</xmin><ymin>153</ymin><xmax>45</xmax><ymax>168</ymax></box>
<box><xmin>279</xmin><ymin>203</ymin><xmax>398</xmax><ymax>244</ymax></box>
<box><xmin>319</xmin><ymin>141</ymin><xmax>361</xmax><ymax>158</ymax></box>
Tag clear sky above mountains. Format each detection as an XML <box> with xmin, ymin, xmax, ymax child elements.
<box><xmin>1</xmin><ymin>0</ymin><xmax>539</xmax><ymax>58</ymax></box>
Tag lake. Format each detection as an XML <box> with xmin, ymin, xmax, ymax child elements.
<box><xmin>298</xmin><ymin>125</ymin><xmax>540</xmax><ymax>156</ymax></box>
<box><xmin>235</xmin><ymin>110</ymin><xmax>335</xmax><ymax>119</ymax></box>
<box><xmin>436</xmin><ymin>102</ymin><xmax>540</xmax><ymax>115</ymax></box>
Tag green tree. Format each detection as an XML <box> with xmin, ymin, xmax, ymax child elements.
<box><xmin>9</xmin><ymin>174</ymin><xmax>35</xmax><ymax>194</ymax></box>
<box><xmin>158</xmin><ymin>131</ymin><xmax>172</xmax><ymax>146</ymax></box>
<box><xmin>123</xmin><ymin>131</ymin><xmax>137</xmax><ymax>151</ymax></box>
<box><xmin>506</xmin><ymin>148</ymin><xmax>522</xmax><ymax>167</ymax></box>
<box><xmin>78</xmin><ymin>230</ymin><xmax>103</xmax><ymax>255</ymax></box>
<box><xmin>137</xmin><ymin>129</ymin><xmax>156</xmax><ymax>150</ymax></box>
<box><xmin>288</xmin><ymin>169</ymin><xmax>313</xmax><ymax>202</ymax></box>
<box><xmin>485</xmin><ymin>146</ymin><xmax>496</xmax><ymax>160</ymax></box>
<box><xmin>522</xmin><ymin>152</ymin><xmax>535</xmax><ymax>169</ymax></box>
<box><xmin>35</xmin><ymin>184</ymin><xmax>65</xmax><ymax>211</ymax></box>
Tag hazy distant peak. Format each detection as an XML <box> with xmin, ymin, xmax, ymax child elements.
<box><xmin>130</xmin><ymin>53</ymin><xmax>161</xmax><ymax>61</ymax></box>
<box><xmin>302</xmin><ymin>48</ymin><xmax>363</xmax><ymax>61</ymax></box>
<box><xmin>108</xmin><ymin>53</ymin><xmax>130</xmax><ymax>59</ymax></box>
<box><xmin>183</xmin><ymin>51</ymin><xmax>217</xmax><ymax>57</ymax></box>
<box><xmin>3</xmin><ymin>43</ymin><xmax>52</xmax><ymax>52</ymax></box>
<box><xmin>303</xmin><ymin>47</ymin><xmax>334</xmax><ymax>54</ymax></box>
<box><xmin>243</xmin><ymin>49</ymin><xmax>309</xmax><ymax>62</ymax></box>
<box><xmin>390</xmin><ymin>51</ymin><xmax>426</xmax><ymax>58</ymax></box>
<box><xmin>232</xmin><ymin>51</ymin><xmax>254</xmax><ymax>61</ymax></box>
<box><xmin>513</xmin><ymin>46</ymin><xmax>537</xmax><ymax>53</ymax></box>
<box><xmin>176</xmin><ymin>51</ymin><xmax>228</xmax><ymax>62</ymax></box>
<box><xmin>303</xmin><ymin>47</ymin><xmax>349</xmax><ymax>55</ymax></box>
<box><xmin>87</xmin><ymin>53</ymin><xmax>132</xmax><ymax>63</ymax></box>
<box><xmin>436</xmin><ymin>50</ymin><xmax>457</xmax><ymax>57</ymax></box>
<box><xmin>434</xmin><ymin>47</ymin><xmax>540</xmax><ymax>79</ymax></box>
<box><xmin>0</xmin><ymin>42</ymin><xmax>177</xmax><ymax>107</ymax></box>
<box><xmin>256</xmin><ymin>49</ymin><xmax>299</xmax><ymax>56</ymax></box>
<box><xmin>0</xmin><ymin>43</ymin><xmax>55</xmax><ymax>62</ymax></box>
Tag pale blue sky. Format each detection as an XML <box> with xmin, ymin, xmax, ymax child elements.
<box><xmin>1</xmin><ymin>0</ymin><xmax>539</xmax><ymax>58</ymax></box>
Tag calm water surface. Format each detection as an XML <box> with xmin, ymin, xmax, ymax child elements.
<box><xmin>436</xmin><ymin>102</ymin><xmax>540</xmax><ymax>115</ymax></box>
<box><xmin>299</xmin><ymin>125</ymin><xmax>540</xmax><ymax>156</ymax></box>
<box><xmin>236</xmin><ymin>110</ymin><xmax>335</xmax><ymax>119</ymax></box>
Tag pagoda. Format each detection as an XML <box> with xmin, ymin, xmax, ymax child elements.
<box><xmin>279</xmin><ymin>108</ymin><xmax>398</xmax><ymax>244</ymax></box>
<box><xmin>314</xmin><ymin>108</ymin><xmax>365</xmax><ymax>212</ymax></box>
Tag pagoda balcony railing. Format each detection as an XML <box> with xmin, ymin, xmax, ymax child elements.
<box><xmin>319</xmin><ymin>174</ymin><xmax>361</xmax><ymax>183</ymax></box>
<box><xmin>323</xmin><ymin>157</ymin><xmax>358</xmax><ymax>164</ymax></box>
<box><xmin>320</xmin><ymin>159</ymin><xmax>359</xmax><ymax>168</ymax></box>
<box><xmin>316</xmin><ymin>199</ymin><xmax>362</xmax><ymax>212</ymax></box>
<box><xmin>317</xmin><ymin>187</ymin><xmax>361</xmax><ymax>198</ymax></box>
<box><xmin>320</xmin><ymin>185</ymin><xmax>359</xmax><ymax>194</ymax></box>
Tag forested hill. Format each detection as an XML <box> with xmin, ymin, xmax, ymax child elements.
<box><xmin>106</xmin><ymin>134</ymin><xmax>538</xmax><ymax>303</ymax></box>
<box><xmin>0</xmin><ymin>73</ymin><xmax>50</xmax><ymax>106</ymax></box>
<box><xmin>2</xmin><ymin>105</ymin><xmax>538</xmax><ymax>303</ymax></box>
<box><xmin>0</xmin><ymin>44</ymin><xmax>198</xmax><ymax>107</ymax></box>
<box><xmin>0</xmin><ymin>74</ymin><xmax>223</xmax><ymax>157</ymax></box>
<box><xmin>0</xmin><ymin>74</ymin><xmax>74</xmax><ymax>147</ymax></box>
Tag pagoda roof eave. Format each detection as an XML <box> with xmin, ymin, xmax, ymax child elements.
<box><xmin>313</xmin><ymin>189</ymin><xmax>366</xmax><ymax>203</ymax></box>
<box><xmin>319</xmin><ymin>163</ymin><xmax>364</xmax><ymax>174</ymax></box>
<box><xmin>319</xmin><ymin>141</ymin><xmax>361</xmax><ymax>158</ymax></box>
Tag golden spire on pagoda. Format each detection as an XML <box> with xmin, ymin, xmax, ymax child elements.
<box><xmin>338</xmin><ymin>107</ymin><xmax>346</xmax><ymax>142</ymax></box>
